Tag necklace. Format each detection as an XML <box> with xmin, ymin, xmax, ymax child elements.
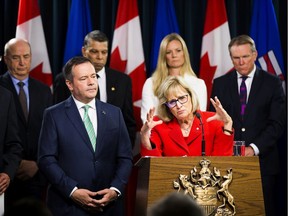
<box><xmin>182</xmin><ymin>126</ymin><xmax>190</xmax><ymax>134</ymax></box>
<box><xmin>181</xmin><ymin>122</ymin><xmax>192</xmax><ymax>136</ymax></box>
<box><xmin>179</xmin><ymin>117</ymin><xmax>194</xmax><ymax>136</ymax></box>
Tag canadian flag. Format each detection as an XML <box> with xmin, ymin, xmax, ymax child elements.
<box><xmin>199</xmin><ymin>0</ymin><xmax>233</xmax><ymax>102</ymax></box>
<box><xmin>110</xmin><ymin>0</ymin><xmax>146</xmax><ymax>131</ymax></box>
<box><xmin>16</xmin><ymin>0</ymin><xmax>52</xmax><ymax>86</ymax></box>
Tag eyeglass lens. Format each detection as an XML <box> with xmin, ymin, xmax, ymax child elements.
<box><xmin>166</xmin><ymin>95</ymin><xmax>188</xmax><ymax>108</ymax></box>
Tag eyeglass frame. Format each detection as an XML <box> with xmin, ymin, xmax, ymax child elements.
<box><xmin>164</xmin><ymin>94</ymin><xmax>189</xmax><ymax>109</ymax></box>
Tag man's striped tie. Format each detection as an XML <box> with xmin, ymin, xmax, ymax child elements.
<box><xmin>83</xmin><ymin>105</ymin><xmax>96</xmax><ymax>151</ymax></box>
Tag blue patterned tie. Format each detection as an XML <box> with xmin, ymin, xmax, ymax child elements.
<box><xmin>239</xmin><ymin>76</ymin><xmax>248</xmax><ymax>118</ymax></box>
<box><xmin>83</xmin><ymin>105</ymin><xmax>96</xmax><ymax>151</ymax></box>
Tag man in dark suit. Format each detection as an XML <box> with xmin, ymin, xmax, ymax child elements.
<box><xmin>209</xmin><ymin>35</ymin><xmax>286</xmax><ymax>216</ymax></box>
<box><xmin>53</xmin><ymin>30</ymin><xmax>136</xmax><ymax>147</ymax></box>
<box><xmin>0</xmin><ymin>38</ymin><xmax>52</xmax><ymax>209</ymax></box>
<box><xmin>0</xmin><ymin>86</ymin><xmax>22</xmax><ymax>207</ymax></box>
<box><xmin>38</xmin><ymin>56</ymin><xmax>132</xmax><ymax>215</ymax></box>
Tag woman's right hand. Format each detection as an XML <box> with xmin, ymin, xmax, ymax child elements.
<box><xmin>140</xmin><ymin>107</ymin><xmax>163</xmax><ymax>150</ymax></box>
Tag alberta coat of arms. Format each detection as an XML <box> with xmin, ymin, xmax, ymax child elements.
<box><xmin>173</xmin><ymin>158</ymin><xmax>236</xmax><ymax>216</ymax></box>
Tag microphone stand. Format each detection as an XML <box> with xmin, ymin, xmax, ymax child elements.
<box><xmin>195</xmin><ymin>112</ymin><xmax>205</xmax><ymax>156</ymax></box>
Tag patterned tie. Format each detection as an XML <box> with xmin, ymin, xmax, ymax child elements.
<box><xmin>239</xmin><ymin>76</ymin><xmax>248</xmax><ymax>117</ymax></box>
<box><xmin>83</xmin><ymin>105</ymin><xmax>96</xmax><ymax>151</ymax></box>
<box><xmin>18</xmin><ymin>81</ymin><xmax>28</xmax><ymax>121</ymax></box>
<box><xmin>96</xmin><ymin>74</ymin><xmax>100</xmax><ymax>100</ymax></box>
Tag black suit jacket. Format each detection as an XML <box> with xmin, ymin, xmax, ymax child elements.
<box><xmin>210</xmin><ymin>68</ymin><xmax>286</xmax><ymax>175</ymax></box>
<box><xmin>53</xmin><ymin>67</ymin><xmax>136</xmax><ymax>146</ymax></box>
<box><xmin>0</xmin><ymin>72</ymin><xmax>53</xmax><ymax>161</ymax></box>
<box><xmin>0</xmin><ymin>85</ymin><xmax>22</xmax><ymax>179</ymax></box>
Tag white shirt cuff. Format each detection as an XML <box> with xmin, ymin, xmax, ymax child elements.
<box><xmin>70</xmin><ymin>186</ymin><xmax>78</xmax><ymax>197</ymax></box>
<box><xmin>250</xmin><ymin>143</ymin><xmax>259</xmax><ymax>155</ymax></box>
<box><xmin>110</xmin><ymin>187</ymin><xmax>121</xmax><ymax>197</ymax></box>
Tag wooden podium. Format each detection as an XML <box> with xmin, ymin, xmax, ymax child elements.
<box><xmin>134</xmin><ymin>156</ymin><xmax>264</xmax><ymax>216</ymax></box>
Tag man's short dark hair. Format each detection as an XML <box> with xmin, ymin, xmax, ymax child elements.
<box><xmin>83</xmin><ymin>30</ymin><xmax>109</xmax><ymax>48</ymax></box>
<box><xmin>63</xmin><ymin>56</ymin><xmax>92</xmax><ymax>81</ymax></box>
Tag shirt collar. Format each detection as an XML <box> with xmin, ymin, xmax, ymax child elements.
<box><xmin>73</xmin><ymin>96</ymin><xmax>96</xmax><ymax>111</ymax></box>
<box><xmin>236</xmin><ymin>65</ymin><xmax>256</xmax><ymax>79</ymax></box>
<box><xmin>96</xmin><ymin>67</ymin><xmax>105</xmax><ymax>78</ymax></box>
<box><xmin>9</xmin><ymin>73</ymin><xmax>29</xmax><ymax>86</ymax></box>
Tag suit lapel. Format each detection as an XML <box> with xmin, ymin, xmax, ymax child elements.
<box><xmin>185</xmin><ymin>115</ymin><xmax>202</xmax><ymax>145</ymax></box>
<box><xmin>95</xmin><ymin>100</ymin><xmax>108</xmax><ymax>152</ymax></box>
<box><xmin>168</xmin><ymin>118</ymin><xmax>191</xmax><ymax>153</ymax></box>
<box><xmin>245</xmin><ymin>68</ymin><xmax>262</xmax><ymax>119</ymax></box>
<box><xmin>105</xmin><ymin>69</ymin><xmax>116</xmax><ymax>104</ymax></box>
<box><xmin>65</xmin><ymin>97</ymin><xmax>93</xmax><ymax>151</ymax></box>
<box><xmin>27</xmin><ymin>79</ymin><xmax>37</xmax><ymax>123</ymax></box>
<box><xmin>229</xmin><ymin>71</ymin><xmax>243</xmax><ymax>122</ymax></box>
<box><xmin>2</xmin><ymin>73</ymin><xmax>27</xmax><ymax>124</ymax></box>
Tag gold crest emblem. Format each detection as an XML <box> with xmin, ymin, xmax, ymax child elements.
<box><xmin>173</xmin><ymin>158</ymin><xmax>236</xmax><ymax>215</ymax></box>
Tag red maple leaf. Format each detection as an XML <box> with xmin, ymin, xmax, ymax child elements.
<box><xmin>110</xmin><ymin>47</ymin><xmax>128</xmax><ymax>73</ymax></box>
<box><xmin>29</xmin><ymin>63</ymin><xmax>53</xmax><ymax>86</ymax></box>
<box><xmin>199</xmin><ymin>52</ymin><xmax>217</xmax><ymax>100</ymax></box>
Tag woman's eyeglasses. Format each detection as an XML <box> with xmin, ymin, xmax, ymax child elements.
<box><xmin>165</xmin><ymin>94</ymin><xmax>189</xmax><ymax>108</ymax></box>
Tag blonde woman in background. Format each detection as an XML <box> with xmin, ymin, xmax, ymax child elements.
<box><xmin>141</xmin><ymin>33</ymin><xmax>207</xmax><ymax>123</ymax></box>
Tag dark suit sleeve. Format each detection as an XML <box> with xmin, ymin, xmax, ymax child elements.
<box><xmin>53</xmin><ymin>73</ymin><xmax>71</xmax><ymax>104</ymax></box>
<box><xmin>110</xmin><ymin>108</ymin><xmax>133</xmax><ymax>193</ymax></box>
<box><xmin>1</xmin><ymin>89</ymin><xmax>22</xmax><ymax>179</ymax></box>
<box><xmin>122</xmin><ymin>76</ymin><xmax>137</xmax><ymax>147</ymax></box>
<box><xmin>28</xmin><ymin>79</ymin><xmax>53</xmax><ymax>161</ymax></box>
<box><xmin>209</xmin><ymin>78</ymin><xmax>221</xmax><ymax>112</ymax></box>
<box><xmin>38</xmin><ymin>108</ymin><xmax>78</xmax><ymax>197</ymax></box>
<box><xmin>253</xmin><ymin>76</ymin><xmax>286</xmax><ymax>156</ymax></box>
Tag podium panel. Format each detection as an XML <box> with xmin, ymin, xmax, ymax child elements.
<box><xmin>134</xmin><ymin>156</ymin><xmax>264</xmax><ymax>216</ymax></box>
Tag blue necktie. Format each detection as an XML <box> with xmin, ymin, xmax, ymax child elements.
<box><xmin>239</xmin><ymin>76</ymin><xmax>248</xmax><ymax>117</ymax></box>
<box><xmin>83</xmin><ymin>105</ymin><xmax>96</xmax><ymax>151</ymax></box>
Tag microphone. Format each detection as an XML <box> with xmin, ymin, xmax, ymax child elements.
<box><xmin>195</xmin><ymin>112</ymin><xmax>206</xmax><ymax>156</ymax></box>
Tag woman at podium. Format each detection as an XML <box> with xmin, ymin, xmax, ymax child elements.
<box><xmin>140</xmin><ymin>76</ymin><xmax>234</xmax><ymax>156</ymax></box>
